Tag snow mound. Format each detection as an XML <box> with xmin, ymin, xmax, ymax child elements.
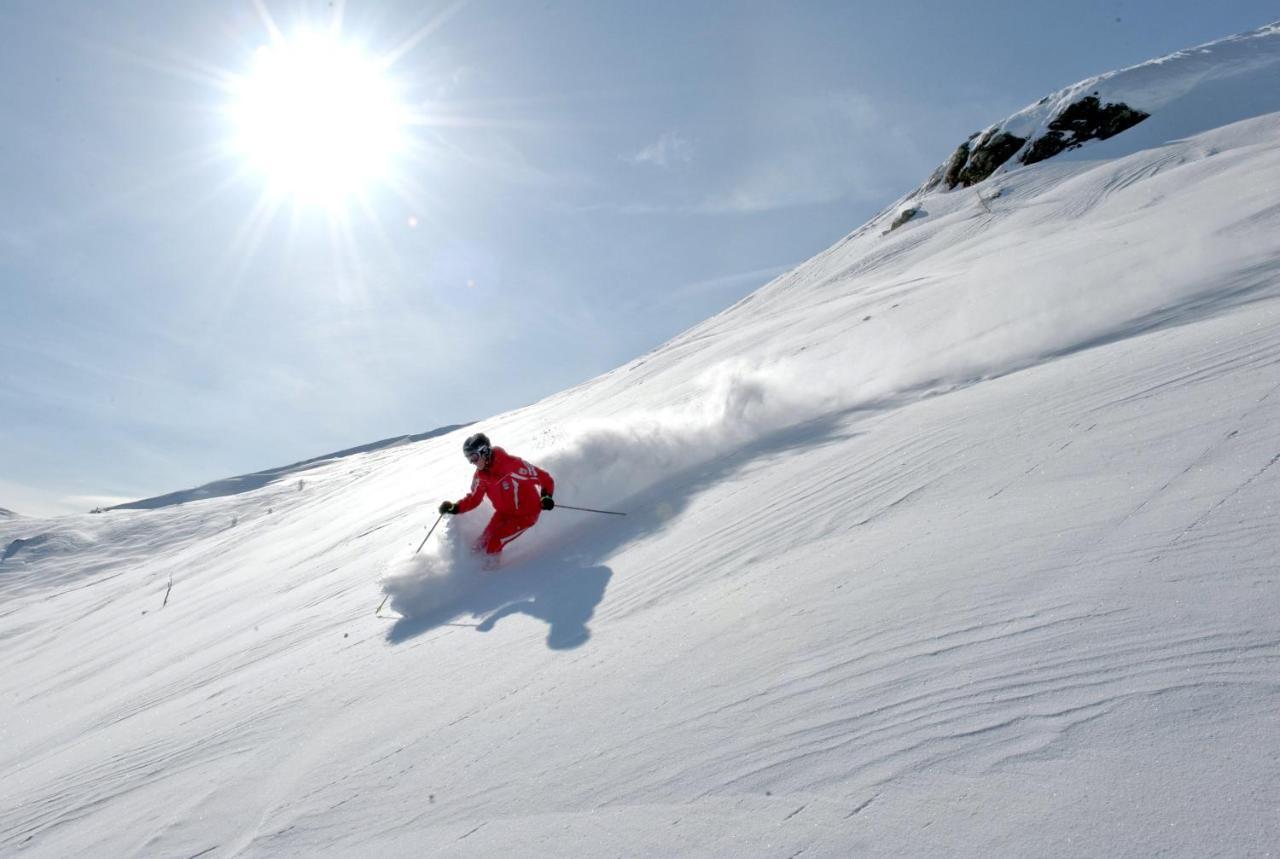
<box><xmin>2</xmin><ymin>530</ymin><xmax>94</xmax><ymax>567</ymax></box>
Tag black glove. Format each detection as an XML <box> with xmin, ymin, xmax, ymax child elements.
<box><xmin>439</xmin><ymin>501</ymin><xmax>458</xmax><ymax>515</ymax></box>
<box><xmin>540</xmin><ymin>494</ymin><xmax>555</xmax><ymax>511</ymax></box>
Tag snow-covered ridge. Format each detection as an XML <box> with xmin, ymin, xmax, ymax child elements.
<box><xmin>922</xmin><ymin>20</ymin><xmax>1280</xmax><ymax>191</ymax></box>
<box><xmin>104</xmin><ymin>424</ymin><xmax>468</xmax><ymax>512</ymax></box>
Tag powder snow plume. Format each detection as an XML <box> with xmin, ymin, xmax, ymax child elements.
<box><xmin>379</xmin><ymin>358</ymin><xmax>864</xmax><ymax>617</ymax></box>
<box><xmin>536</xmin><ymin>359</ymin><xmax>846</xmax><ymax>506</ymax></box>
<box><xmin>373</xmin><ymin>353</ymin><xmax>901</xmax><ymax>622</ymax></box>
<box><xmin>380</xmin><ymin>514</ymin><xmax>490</xmax><ymax>618</ymax></box>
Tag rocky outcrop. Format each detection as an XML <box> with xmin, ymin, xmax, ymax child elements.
<box><xmin>925</xmin><ymin>94</ymin><xmax>1150</xmax><ymax>192</ymax></box>
<box><xmin>1020</xmin><ymin>94</ymin><xmax>1150</xmax><ymax>165</ymax></box>
<box><xmin>887</xmin><ymin>206</ymin><xmax>921</xmax><ymax>232</ymax></box>
<box><xmin>929</xmin><ymin>129</ymin><xmax>1028</xmax><ymax>192</ymax></box>
<box><xmin>955</xmin><ymin>131</ymin><xmax>1028</xmax><ymax>188</ymax></box>
<box><xmin>936</xmin><ymin>135</ymin><xmax>976</xmax><ymax>189</ymax></box>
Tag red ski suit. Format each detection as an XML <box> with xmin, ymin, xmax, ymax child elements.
<box><xmin>454</xmin><ymin>447</ymin><xmax>555</xmax><ymax>555</ymax></box>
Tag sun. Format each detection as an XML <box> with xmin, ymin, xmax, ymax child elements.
<box><xmin>230</xmin><ymin>33</ymin><xmax>408</xmax><ymax>205</ymax></box>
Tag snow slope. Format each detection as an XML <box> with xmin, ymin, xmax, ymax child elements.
<box><xmin>3</xmin><ymin>23</ymin><xmax>1280</xmax><ymax>858</ymax></box>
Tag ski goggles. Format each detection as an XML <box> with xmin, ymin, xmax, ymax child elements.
<box><xmin>466</xmin><ymin>448</ymin><xmax>491</xmax><ymax>464</ymax></box>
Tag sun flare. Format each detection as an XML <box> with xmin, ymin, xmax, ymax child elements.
<box><xmin>230</xmin><ymin>34</ymin><xmax>407</xmax><ymax>205</ymax></box>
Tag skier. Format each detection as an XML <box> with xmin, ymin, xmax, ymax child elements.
<box><xmin>438</xmin><ymin>432</ymin><xmax>555</xmax><ymax>565</ymax></box>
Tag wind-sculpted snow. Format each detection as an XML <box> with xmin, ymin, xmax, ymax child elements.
<box><xmin>1</xmin><ymin>530</ymin><xmax>96</xmax><ymax>583</ymax></box>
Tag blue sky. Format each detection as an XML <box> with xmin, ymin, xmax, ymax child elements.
<box><xmin>2</xmin><ymin>0</ymin><xmax>1276</xmax><ymax>515</ymax></box>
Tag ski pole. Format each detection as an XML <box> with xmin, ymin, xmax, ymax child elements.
<box><xmin>376</xmin><ymin>514</ymin><xmax>446</xmax><ymax>618</ymax></box>
<box><xmin>415</xmin><ymin>513</ymin><xmax>445</xmax><ymax>554</ymax></box>
<box><xmin>556</xmin><ymin>504</ymin><xmax>626</xmax><ymax>516</ymax></box>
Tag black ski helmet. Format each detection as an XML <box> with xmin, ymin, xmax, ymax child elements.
<box><xmin>463</xmin><ymin>432</ymin><xmax>492</xmax><ymax>461</ymax></box>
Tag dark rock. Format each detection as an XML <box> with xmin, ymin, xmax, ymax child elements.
<box><xmin>888</xmin><ymin>207</ymin><xmax>921</xmax><ymax>232</ymax></box>
<box><xmin>931</xmin><ymin>130</ymin><xmax>1027</xmax><ymax>191</ymax></box>
<box><xmin>1021</xmin><ymin>95</ymin><xmax>1149</xmax><ymax>165</ymax></box>
<box><xmin>955</xmin><ymin>131</ymin><xmax>1027</xmax><ymax>187</ymax></box>
<box><xmin>941</xmin><ymin>139</ymin><xmax>972</xmax><ymax>188</ymax></box>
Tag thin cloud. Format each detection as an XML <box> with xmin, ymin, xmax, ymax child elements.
<box><xmin>594</xmin><ymin>93</ymin><xmax>929</xmax><ymax>216</ymax></box>
<box><xmin>628</xmin><ymin>131</ymin><xmax>694</xmax><ymax>168</ymax></box>
<box><xmin>680</xmin><ymin>262</ymin><xmax>795</xmax><ymax>296</ymax></box>
<box><xmin>630</xmin><ymin>263</ymin><xmax>797</xmax><ymax>314</ymax></box>
<box><xmin>697</xmin><ymin>92</ymin><xmax>925</xmax><ymax>214</ymax></box>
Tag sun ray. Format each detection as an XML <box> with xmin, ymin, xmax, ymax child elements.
<box><xmin>326</xmin><ymin>206</ymin><xmax>371</xmax><ymax>304</ymax></box>
<box><xmin>381</xmin><ymin>0</ymin><xmax>470</xmax><ymax>71</ymax></box>
<box><xmin>227</xmin><ymin>189</ymin><xmax>284</xmax><ymax>276</ymax></box>
<box><xmin>251</xmin><ymin>0</ymin><xmax>285</xmax><ymax>46</ymax></box>
<box><xmin>353</xmin><ymin>191</ymin><xmax>402</xmax><ymax>281</ymax></box>
<box><xmin>191</xmin><ymin>188</ymin><xmax>284</xmax><ymax>357</ymax></box>
<box><xmin>290</xmin><ymin>201</ymin><xmax>313</xmax><ymax>265</ymax></box>
<box><xmin>327</xmin><ymin>0</ymin><xmax>347</xmax><ymax>38</ymax></box>
<box><xmin>79</xmin><ymin>32</ymin><xmax>242</xmax><ymax>95</ymax></box>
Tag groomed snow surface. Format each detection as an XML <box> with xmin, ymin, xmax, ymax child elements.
<box><xmin>4</xmin><ymin>25</ymin><xmax>1280</xmax><ymax>858</ymax></box>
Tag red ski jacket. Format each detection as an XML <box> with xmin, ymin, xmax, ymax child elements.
<box><xmin>455</xmin><ymin>447</ymin><xmax>555</xmax><ymax>517</ymax></box>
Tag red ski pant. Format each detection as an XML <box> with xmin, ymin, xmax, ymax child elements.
<box><xmin>475</xmin><ymin>511</ymin><xmax>540</xmax><ymax>555</ymax></box>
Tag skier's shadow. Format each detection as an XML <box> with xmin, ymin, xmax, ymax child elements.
<box><xmin>385</xmin><ymin>561</ymin><xmax>612</xmax><ymax>650</ymax></box>
<box><xmin>473</xmin><ymin>563</ymin><xmax>612</xmax><ymax>649</ymax></box>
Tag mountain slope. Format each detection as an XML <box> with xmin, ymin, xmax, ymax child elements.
<box><xmin>3</xmin><ymin>24</ymin><xmax>1280</xmax><ymax>858</ymax></box>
